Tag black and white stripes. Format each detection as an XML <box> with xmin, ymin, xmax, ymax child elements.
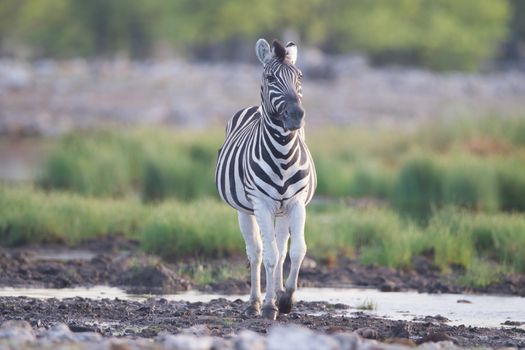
<box><xmin>214</xmin><ymin>39</ymin><xmax>316</xmax><ymax>319</ymax></box>
<box><xmin>215</xmin><ymin>46</ymin><xmax>316</xmax><ymax>215</ymax></box>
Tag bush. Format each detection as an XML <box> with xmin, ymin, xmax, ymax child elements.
<box><xmin>1</xmin><ymin>0</ymin><xmax>511</xmax><ymax>70</ymax></box>
<box><xmin>442</xmin><ymin>158</ymin><xmax>499</xmax><ymax>212</ymax></box>
<box><xmin>428</xmin><ymin>208</ymin><xmax>525</xmax><ymax>273</ymax></box>
<box><xmin>39</xmin><ymin>132</ymin><xmax>139</xmax><ymax>196</ymax></box>
<box><xmin>306</xmin><ymin>206</ymin><xmax>417</xmax><ymax>268</ymax></box>
<box><xmin>314</xmin><ymin>157</ymin><xmax>353</xmax><ymax>197</ymax></box>
<box><xmin>348</xmin><ymin>161</ymin><xmax>394</xmax><ymax>198</ymax></box>
<box><xmin>142</xmin><ymin>150</ymin><xmax>215</xmax><ymax>202</ymax></box>
<box><xmin>140</xmin><ymin>200</ymin><xmax>243</xmax><ymax>259</ymax></box>
<box><xmin>0</xmin><ymin>186</ymin><xmax>145</xmax><ymax>246</ymax></box>
<box><xmin>39</xmin><ymin>129</ymin><xmax>221</xmax><ymax>201</ymax></box>
<box><xmin>497</xmin><ymin>160</ymin><xmax>525</xmax><ymax>212</ymax></box>
<box><xmin>392</xmin><ymin>157</ymin><xmax>443</xmax><ymax>221</ymax></box>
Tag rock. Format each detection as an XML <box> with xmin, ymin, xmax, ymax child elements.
<box><xmin>72</xmin><ymin>331</ymin><xmax>103</xmax><ymax>343</ymax></box>
<box><xmin>107</xmin><ymin>339</ymin><xmax>135</xmax><ymax>350</ymax></box>
<box><xmin>380</xmin><ymin>280</ymin><xmax>401</xmax><ymax>292</ymax></box>
<box><xmin>0</xmin><ymin>61</ymin><xmax>31</xmax><ymax>91</ymax></box>
<box><xmin>0</xmin><ymin>320</ymin><xmax>35</xmax><ymax>342</ymax></box>
<box><xmin>385</xmin><ymin>338</ymin><xmax>417</xmax><ymax>346</ymax></box>
<box><xmin>414</xmin><ymin>315</ymin><xmax>450</xmax><ymax>324</ymax></box>
<box><xmin>456</xmin><ymin>299</ymin><xmax>472</xmax><ymax>304</ymax></box>
<box><xmin>355</xmin><ymin>327</ymin><xmax>380</xmax><ymax>340</ymax></box>
<box><xmin>267</xmin><ymin>325</ymin><xmax>341</xmax><ymax>350</ymax></box>
<box><xmin>159</xmin><ymin>333</ymin><xmax>216</xmax><ymax>350</ymax></box>
<box><xmin>417</xmin><ymin>341</ymin><xmax>458</xmax><ymax>350</ymax></box>
<box><xmin>118</xmin><ymin>263</ymin><xmax>191</xmax><ymax>294</ymax></box>
<box><xmin>418</xmin><ymin>332</ymin><xmax>456</xmax><ymax>344</ymax></box>
<box><xmin>40</xmin><ymin>323</ymin><xmax>77</xmax><ymax>342</ymax></box>
<box><xmin>234</xmin><ymin>330</ymin><xmax>266</xmax><ymax>350</ymax></box>
<box><xmin>389</xmin><ymin>322</ymin><xmax>410</xmax><ymax>339</ymax></box>
<box><xmin>333</xmin><ymin>332</ymin><xmax>361</xmax><ymax>350</ymax></box>
<box><xmin>302</xmin><ymin>256</ymin><xmax>318</xmax><ymax>269</ymax></box>
<box><xmin>501</xmin><ymin>320</ymin><xmax>524</xmax><ymax>326</ymax></box>
<box><xmin>180</xmin><ymin>324</ymin><xmax>212</xmax><ymax>336</ymax></box>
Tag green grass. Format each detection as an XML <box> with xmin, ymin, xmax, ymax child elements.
<box><xmin>356</xmin><ymin>298</ymin><xmax>378</xmax><ymax>310</ymax></box>
<box><xmin>140</xmin><ymin>199</ymin><xmax>241</xmax><ymax>259</ymax></box>
<box><xmin>2</xmin><ymin>185</ymin><xmax>525</xmax><ymax>287</ymax></box>
<box><xmin>442</xmin><ymin>157</ymin><xmax>499</xmax><ymax>212</ymax></box>
<box><xmin>176</xmin><ymin>261</ymin><xmax>248</xmax><ymax>287</ymax></box>
<box><xmin>392</xmin><ymin>156</ymin><xmax>443</xmax><ymax>222</ymax></box>
<box><xmin>5</xmin><ymin>116</ymin><xmax>525</xmax><ymax>288</ymax></box>
<box><xmin>0</xmin><ymin>185</ymin><xmax>146</xmax><ymax>246</ymax></box>
<box><xmin>37</xmin><ymin>117</ymin><xmax>525</xmax><ymax>218</ymax></box>
<box><xmin>39</xmin><ymin>128</ymin><xmax>223</xmax><ymax>201</ymax></box>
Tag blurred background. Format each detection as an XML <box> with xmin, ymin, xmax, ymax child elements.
<box><xmin>1</xmin><ymin>0</ymin><xmax>525</xmax><ymax>287</ymax></box>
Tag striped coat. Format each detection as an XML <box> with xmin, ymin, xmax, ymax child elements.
<box><xmin>215</xmin><ymin>105</ymin><xmax>316</xmax><ymax>215</ymax></box>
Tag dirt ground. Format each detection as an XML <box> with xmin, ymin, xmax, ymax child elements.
<box><xmin>1</xmin><ymin>296</ymin><xmax>524</xmax><ymax>348</ymax></box>
<box><xmin>1</xmin><ymin>238</ymin><xmax>525</xmax><ymax>348</ymax></box>
<box><xmin>1</xmin><ymin>236</ymin><xmax>524</xmax><ymax>296</ymax></box>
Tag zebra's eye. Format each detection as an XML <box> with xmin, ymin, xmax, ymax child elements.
<box><xmin>266</xmin><ymin>74</ymin><xmax>277</xmax><ymax>83</ymax></box>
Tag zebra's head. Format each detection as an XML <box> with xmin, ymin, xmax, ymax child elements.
<box><xmin>256</xmin><ymin>39</ymin><xmax>305</xmax><ymax>131</ymax></box>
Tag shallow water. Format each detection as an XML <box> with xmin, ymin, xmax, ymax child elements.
<box><xmin>1</xmin><ymin>286</ymin><xmax>523</xmax><ymax>328</ymax></box>
<box><xmin>30</xmin><ymin>249</ymin><xmax>96</xmax><ymax>261</ymax></box>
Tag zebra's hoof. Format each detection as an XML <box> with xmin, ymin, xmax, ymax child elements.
<box><xmin>278</xmin><ymin>292</ymin><xmax>293</xmax><ymax>314</ymax></box>
<box><xmin>261</xmin><ymin>306</ymin><xmax>279</xmax><ymax>320</ymax></box>
<box><xmin>243</xmin><ymin>302</ymin><xmax>261</xmax><ymax>317</ymax></box>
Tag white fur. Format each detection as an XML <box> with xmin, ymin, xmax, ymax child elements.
<box><xmin>252</xmin><ymin>197</ymin><xmax>279</xmax><ymax>308</ymax></box>
<box><xmin>241</xmin><ymin>192</ymin><xmax>308</xmax><ymax>314</ymax></box>
<box><xmin>285</xmin><ymin>43</ymin><xmax>298</xmax><ymax>65</ymax></box>
<box><xmin>238</xmin><ymin>212</ymin><xmax>262</xmax><ymax>304</ymax></box>
<box><xmin>255</xmin><ymin>39</ymin><xmax>272</xmax><ymax>65</ymax></box>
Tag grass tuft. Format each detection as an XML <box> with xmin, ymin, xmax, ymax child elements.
<box><xmin>356</xmin><ymin>298</ymin><xmax>377</xmax><ymax>310</ymax></box>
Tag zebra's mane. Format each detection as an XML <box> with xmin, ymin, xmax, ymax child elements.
<box><xmin>272</xmin><ymin>40</ymin><xmax>287</xmax><ymax>62</ymax></box>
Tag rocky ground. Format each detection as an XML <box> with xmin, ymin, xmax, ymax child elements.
<box><xmin>1</xmin><ymin>297</ymin><xmax>524</xmax><ymax>349</ymax></box>
<box><xmin>1</xmin><ymin>57</ymin><xmax>525</xmax><ymax>137</ymax></box>
<box><xmin>1</xmin><ymin>239</ymin><xmax>525</xmax><ymax>348</ymax></box>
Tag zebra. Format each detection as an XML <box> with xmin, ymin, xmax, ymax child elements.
<box><xmin>215</xmin><ymin>38</ymin><xmax>316</xmax><ymax>320</ymax></box>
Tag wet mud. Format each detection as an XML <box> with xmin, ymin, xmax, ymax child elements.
<box><xmin>0</xmin><ymin>296</ymin><xmax>524</xmax><ymax>348</ymax></box>
<box><xmin>1</xmin><ymin>238</ymin><xmax>525</xmax><ymax>348</ymax></box>
<box><xmin>1</xmin><ymin>238</ymin><xmax>524</xmax><ymax>297</ymax></box>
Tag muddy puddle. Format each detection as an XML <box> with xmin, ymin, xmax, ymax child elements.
<box><xmin>1</xmin><ymin>286</ymin><xmax>523</xmax><ymax>329</ymax></box>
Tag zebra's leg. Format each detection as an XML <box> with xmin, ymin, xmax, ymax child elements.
<box><xmin>279</xmin><ymin>202</ymin><xmax>307</xmax><ymax>314</ymax></box>
<box><xmin>238</xmin><ymin>211</ymin><xmax>262</xmax><ymax>316</ymax></box>
<box><xmin>274</xmin><ymin>216</ymin><xmax>289</xmax><ymax>301</ymax></box>
<box><xmin>253</xmin><ymin>201</ymin><xmax>279</xmax><ymax>320</ymax></box>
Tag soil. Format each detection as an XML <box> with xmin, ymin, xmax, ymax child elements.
<box><xmin>0</xmin><ymin>297</ymin><xmax>524</xmax><ymax>348</ymax></box>
<box><xmin>1</xmin><ymin>238</ymin><xmax>525</xmax><ymax>348</ymax></box>
<box><xmin>1</xmin><ymin>236</ymin><xmax>524</xmax><ymax>297</ymax></box>
<box><xmin>0</xmin><ymin>237</ymin><xmax>192</xmax><ymax>294</ymax></box>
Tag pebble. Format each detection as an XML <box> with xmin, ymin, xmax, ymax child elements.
<box><xmin>0</xmin><ymin>320</ymin><xmax>35</xmax><ymax>342</ymax></box>
<box><xmin>0</xmin><ymin>320</ymin><xmax>485</xmax><ymax>350</ymax></box>
<box><xmin>160</xmin><ymin>333</ymin><xmax>216</xmax><ymax>350</ymax></box>
<box><xmin>267</xmin><ymin>325</ymin><xmax>341</xmax><ymax>350</ymax></box>
<box><xmin>234</xmin><ymin>330</ymin><xmax>266</xmax><ymax>350</ymax></box>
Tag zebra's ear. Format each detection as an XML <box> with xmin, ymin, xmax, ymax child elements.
<box><xmin>272</xmin><ymin>40</ymin><xmax>286</xmax><ymax>62</ymax></box>
<box><xmin>255</xmin><ymin>39</ymin><xmax>272</xmax><ymax>65</ymax></box>
<box><xmin>285</xmin><ymin>42</ymin><xmax>297</xmax><ymax>65</ymax></box>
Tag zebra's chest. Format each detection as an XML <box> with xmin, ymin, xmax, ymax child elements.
<box><xmin>244</xmin><ymin>151</ymin><xmax>312</xmax><ymax>205</ymax></box>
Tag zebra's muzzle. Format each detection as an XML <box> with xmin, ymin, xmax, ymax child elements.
<box><xmin>283</xmin><ymin>104</ymin><xmax>305</xmax><ymax>131</ymax></box>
